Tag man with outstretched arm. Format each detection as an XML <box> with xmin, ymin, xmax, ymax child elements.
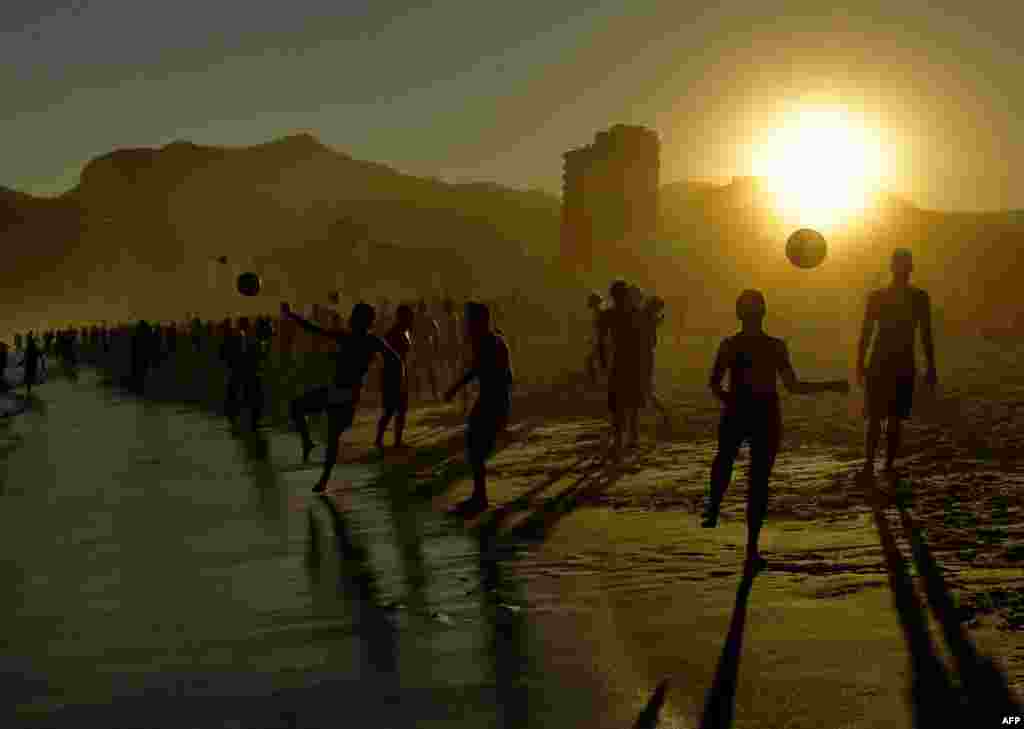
<box><xmin>281</xmin><ymin>301</ymin><xmax>402</xmax><ymax>493</ymax></box>
<box><xmin>703</xmin><ymin>290</ymin><xmax>849</xmax><ymax>573</ymax></box>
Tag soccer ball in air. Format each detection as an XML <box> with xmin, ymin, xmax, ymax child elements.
<box><xmin>785</xmin><ymin>228</ymin><xmax>828</xmax><ymax>269</ymax></box>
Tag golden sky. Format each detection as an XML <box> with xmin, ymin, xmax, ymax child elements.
<box><xmin>2</xmin><ymin>1</ymin><xmax>1020</xmax><ymax>211</ymax></box>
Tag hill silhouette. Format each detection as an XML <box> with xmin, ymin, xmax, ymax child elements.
<box><xmin>3</xmin><ymin>134</ymin><xmax>1023</xmax><ymax>336</ymax></box>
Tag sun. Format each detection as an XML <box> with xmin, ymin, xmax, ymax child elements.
<box><xmin>752</xmin><ymin>108</ymin><xmax>885</xmax><ymax>230</ymax></box>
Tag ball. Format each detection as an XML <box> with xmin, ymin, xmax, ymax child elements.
<box><xmin>786</xmin><ymin>228</ymin><xmax>828</xmax><ymax>269</ymax></box>
<box><xmin>237</xmin><ymin>272</ymin><xmax>262</xmax><ymax>297</ymax></box>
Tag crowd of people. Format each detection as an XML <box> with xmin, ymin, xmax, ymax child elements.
<box><xmin>1</xmin><ymin>248</ymin><xmax>937</xmax><ymax>566</ymax></box>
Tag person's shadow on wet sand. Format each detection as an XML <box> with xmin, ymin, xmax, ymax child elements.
<box><xmin>868</xmin><ymin>472</ymin><xmax>1022</xmax><ymax>726</ymax></box>
<box><xmin>697</xmin><ymin>564</ymin><xmax>759</xmax><ymax>729</ymax></box>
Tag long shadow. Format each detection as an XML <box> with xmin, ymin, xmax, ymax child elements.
<box><xmin>891</xmin><ymin>478</ymin><xmax>1022</xmax><ymax>721</ymax></box>
<box><xmin>235</xmin><ymin>429</ymin><xmax>284</xmax><ymax>522</ymax></box>
<box><xmin>698</xmin><ymin>567</ymin><xmax>758</xmax><ymax>729</ymax></box>
<box><xmin>634</xmin><ymin>678</ymin><xmax>671</xmax><ymax>729</ymax></box>
<box><xmin>471</xmin><ymin>451</ymin><xmax>606</xmax><ymax>537</ymax></box>
<box><xmin>867</xmin><ymin>477</ymin><xmax>965</xmax><ymax>727</ymax></box>
<box><xmin>502</xmin><ymin>446</ymin><xmax>655</xmax><ymax>545</ymax></box>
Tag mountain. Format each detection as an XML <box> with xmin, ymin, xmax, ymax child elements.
<box><xmin>3</xmin><ymin>135</ymin><xmax>1023</xmax><ymax>336</ymax></box>
<box><xmin>1</xmin><ymin>134</ymin><xmax>565</xmax><ymax>330</ymax></box>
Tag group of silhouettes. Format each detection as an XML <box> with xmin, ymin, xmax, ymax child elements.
<box><xmin>3</xmin><ymin>248</ymin><xmax>936</xmax><ymax>557</ymax></box>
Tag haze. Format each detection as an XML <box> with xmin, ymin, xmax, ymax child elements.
<box><xmin>3</xmin><ymin>0</ymin><xmax>1021</xmax><ymax>212</ymax></box>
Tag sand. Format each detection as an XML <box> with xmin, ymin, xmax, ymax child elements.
<box><xmin>326</xmin><ymin>332</ymin><xmax>1024</xmax><ymax>727</ymax></box>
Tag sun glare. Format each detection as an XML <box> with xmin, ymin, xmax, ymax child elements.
<box><xmin>752</xmin><ymin>108</ymin><xmax>885</xmax><ymax>230</ymax></box>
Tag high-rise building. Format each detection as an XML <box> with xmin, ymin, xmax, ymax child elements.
<box><xmin>561</xmin><ymin>124</ymin><xmax>660</xmax><ymax>271</ymax></box>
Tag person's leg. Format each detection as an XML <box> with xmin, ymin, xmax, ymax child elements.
<box><xmin>885</xmin><ymin>417</ymin><xmax>903</xmax><ymax>471</ymax></box>
<box><xmin>746</xmin><ymin>407</ymin><xmax>781</xmax><ymax>568</ymax></box>
<box><xmin>863</xmin><ymin>376</ymin><xmax>884</xmax><ymax>475</ymax></box>
<box><xmin>608</xmin><ymin>385</ymin><xmax>623</xmax><ymax>457</ymax></box>
<box><xmin>376</xmin><ymin>405</ymin><xmax>395</xmax><ymax>448</ymax></box>
<box><xmin>291</xmin><ymin>386</ymin><xmax>327</xmax><ymax>462</ymax></box>
<box><xmin>704</xmin><ymin>410</ymin><xmax>744</xmax><ymax>527</ymax></box>
<box><xmin>864</xmin><ymin>415</ymin><xmax>882</xmax><ymax>474</ymax></box>
<box><xmin>394</xmin><ymin>391</ymin><xmax>409</xmax><ymax>446</ymax></box>
<box><xmin>224</xmin><ymin>372</ymin><xmax>241</xmax><ymax>424</ymax></box>
<box><xmin>249</xmin><ymin>375</ymin><xmax>264</xmax><ymax>431</ymax></box>
<box><xmin>627</xmin><ymin>405</ymin><xmax>640</xmax><ymax>447</ymax></box>
<box><xmin>314</xmin><ymin>405</ymin><xmax>353</xmax><ymax>493</ymax></box>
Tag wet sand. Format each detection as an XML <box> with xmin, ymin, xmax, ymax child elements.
<box><xmin>350</xmin><ymin>332</ymin><xmax>1024</xmax><ymax>727</ymax></box>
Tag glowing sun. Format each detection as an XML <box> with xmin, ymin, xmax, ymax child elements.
<box><xmin>752</xmin><ymin>108</ymin><xmax>885</xmax><ymax>229</ymax></box>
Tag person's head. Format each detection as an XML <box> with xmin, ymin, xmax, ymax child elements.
<box><xmin>443</xmin><ymin>297</ymin><xmax>455</xmax><ymax>314</ymax></box>
<box><xmin>645</xmin><ymin>295</ymin><xmax>665</xmax><ymax>315</ymax></box>
<box><xmin>891</xmin><ymin>248</ymin><xmax>913</xmax><ymax>280</ymax></box>
<box><xmin>587</xmin><ymin>292</ymin><xmax>603</xmax><ymax>310</ymax></box>
<box><xmin>417</xmin><ymin>299</ymin><xmax>428</xmax><ymax>315</ymax></box>
<box><xmin>237</xmin><ymin>317</ymin><xmax>250</xmax><ymax>332</ymax></box>
<box><xmin>350</xmin><ymin>302</ymin><xmax>376</xmax><ymax>333</ymax></box>
<box><xmin>736</xmin><ymin>289</ymin><xmax>767</xmax><ymax>325</ymax></box>
<box><xmin>395</xmin><ymin>303</ymin><xmax>415</xmax><ymax>329</ymax></box>
<box><xmin>464</xmin><ymin>301</ymin><xmax>491</xmax><ymax>338</ymax></box>
<box><xmin>609</xmin><ymin>279</ymin><xmax>629</xmax><ymax>307</ymax></box>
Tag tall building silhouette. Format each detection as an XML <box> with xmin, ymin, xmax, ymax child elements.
<box><xmin>561</xmin><ymin>124</ymin><xmax>660</xmax><ymax>272</ymax></box>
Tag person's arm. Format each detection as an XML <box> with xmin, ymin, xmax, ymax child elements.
<box><xmin>446</xmin><ymin>343</ymin><xmax>480</xmax><ymax>400</ymax></box>
<box><xmin>374</xmin><ymin>334</ymin><xmax>402</xmax><ymax>374</ymax></box>
<box><xmin>280</xmin><ymin>302</ymin><xmax>330</xmax><ymax>338</ymax></box>
<box><xmin>778</xmin><ymin>341</ymin><xmax>849</xmax><ymax>395</ymax></box>
<box><xmin>709</xmin><ymin>340</ymin><xmax>731</xmax><ymax>405</ymax></box>
<box><xmin>919</xmin><ymin>290</ymin><xmax>937</xmax><ymax>385</ymax></box>
<box><xmin>857</xmin><ymin>292</ymin><xmax>878</xmax><ymax>385</ymax></box>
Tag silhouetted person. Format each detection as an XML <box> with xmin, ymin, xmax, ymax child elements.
<box><xmin>190</xmin><ymin>316</ymin><xmax>203</xmax><ymax>353</ymax></box>
<box><xmin>584</xmin><ymin>292</ymin><xmax>603</xmax><ymax>383</ymax></box>
<box><xmin>0</xmin><ymin>342</ymin><xmax>9</xmax><ymax>392</ymax></box>
<box><xmin>375</xmin><ymin>304</ymin><xmax>414</xmax><ymax>449</ymax></box>
<box><xmin>130</xmin><ymin>320</ymin><xmax>154</xmax><ymax>393</ymax></box>
<box><xmin>444</xmin><ymin>301</ymin><xmax>513</xmax><ymax>515</ymax></box>
<box><xmin>282</xmin><ymin>301</ymin><xmax>401</xmax><ymax>493</ymax></box>
<box><xmin>858</xmin><ymin>249</ymin><xmax>937</xmax><ymax>476</ymax></box>
<box><xmin>640</xmin><ymin>295</ymin><xmax>671</xmax><ymax>425</ymax></box>
<box><xmin>704</xmin><ymin>290</ymin><xmax>849</xmax><ymax>571</ymax></box>
<box><xmin>440</xmin><ymin>297</ymin><xmax>462</xmax><ymax>388</ymax></box>
<box><xmin>597</xmin><ymin>280</ymin><xmax>646</xmax><ymax>457</ymax></box>
<box><xmin>221</xmin><ymin>317</ymin><xmax>266</xmax><ymax>431</ymax></box>
<box><xmin>13</xmin><ymin>333</ymin><xmax>23</xmax><ymax>355</ymax></box>
<box><xmin>411</xmin><ymin>299</ymin><xmax>441</xmax><ymax>401</ymax></box>
<box><xmin>21</xmin><ymin>333</ymin><xmax>40</xmax><ymax>395</ymax></box>
<box><xmin>43</xmin><ymin>331</ymin><xmax>54</xmax><ymax>357</ymax></box>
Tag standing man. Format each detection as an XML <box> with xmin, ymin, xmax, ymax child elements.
<box><xmin>221</xmin><ymin>317</ymin><xmax>268</xmax><ymax>431</ymax></box>
<box><xmin>857</xmin><ymin>248</ymin><xmax>937</xmax><ymax>476</ymax></box>
<box><xmin>411</xmin><ymin>299</ymin><xmax>441</xmax><ymax>402</ymax></box>
<box><xmin>375</xmin><ymin>304</ymin><xmax>414</xmax><ymax>449</ymax></box>
<box><xmin>596</xmin><ymin>280</ymin><xmax>646</xmax><ymax>458</ymax></box>
<box><xmin>584</xmin><ymin>292</ymin><xmax>603</xmax><ymax>383</ymax></box>
<box><xmin>444</xmin><ymin>301</ymin><xmax>513</xmax><ymax>515</ymax></box>
<box><xmin>704</xmin><ymin>290</ymin><xmax>849</xmax><ymax>571</ymax></box>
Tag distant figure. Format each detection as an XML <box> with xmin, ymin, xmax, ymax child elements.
<box><xmin>597</xmin><ymin>280</ymin><xmax>646</xmax><ymax>457</ymax></box>
<box><xmin>282</xmin><ymin>301</ymin><xmax>401</xmax><ymax>493</ymax></box>
<box><xmin>21</xmin><ymin>333</ymin><xmax>41</xmax><ymax>395</ymax></box>
<box><xmin>704</xmin><ymin>290</ymin><xmax>849</xmax><ymax>571</ymax></box>
<box><xmin>165</xmin><ymin>321</ymin><xmax>177</xmax><ymax>356</ymax></box>
<box><xmin>411</xmin><ymin>299</ymin><xmax>441</xmax><ymax>401</ymax></box>
<box><xmin>0</xmin><ymin>342</ymin><xmax>9</xmax><ymax>391</ymax></box>
<box><xmin>640</xmin><ymin>295</ymin><xmax>671</xmax><ymax>425</ymax></box>
<box><xmin>13</xmin><ymin>333</ymin><xmax>23</xmax><ymax>355</ymax></box>
<box><xmin>440</xmin><ymin>298</ymin><xmax>462</xmax><ymax>388</ymax></box>
<box><xmin>190</xmin><ymin>317</ymin><xmax>203</xmax><ymax>353</ymax></box>
<box><xmin>375</xmin><ymin>304</ymin><xmax>414</xmax><ymax>449</ymax></box>
<box><xmin>130</xmin><ymin>320</ymin><xmax>154</xmax><ymax>393</ymax></box>
<box><xmin>444</xmin><ymin>301</ymin><xmax>513</xmax><ymax>515</ymax></box>
<box><xmin>43</xmin><ymin>331</ymin><xmax>54</xmax><ymax>357</ymax></box>
<box><xmin>857</xmin><ymin>249</ymin><xmax>937</xmax><ymax>476</ymax></box>
<box><xmin>584</xmin><ymin>292</ymin><xmax>603</xmax><ymax>383</ymax></box>
<box><xmin>220</xmin><ymin>317</ymin><xmax>266</xmax><ymax>431</ymax></box>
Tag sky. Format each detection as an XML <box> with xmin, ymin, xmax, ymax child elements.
<box><xmin>2</xmin><ymin>1</ymin><xmax>1021</xmax><ymax>211</ymax></box>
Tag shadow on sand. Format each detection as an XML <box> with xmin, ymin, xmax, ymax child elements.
<box><xmin>868</xmin><ymin>472</ymin><xmax>1022</xmax><ymax>726</ymax></box>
